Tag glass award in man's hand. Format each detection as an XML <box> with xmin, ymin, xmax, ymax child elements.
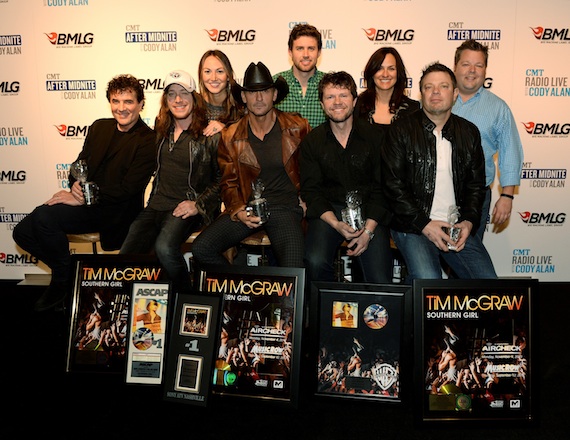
<box><xmin>246</xmin><ymin>179</ymin><xmax>269</xmax><ymax>224</ymax></box>
<box><xmin>341</xmin><ymin>190</ymin><xmax>364</xmax><ymax>231</ymax></box>
<box><xmin>71</xmin><ymin>159</ymin><xmax>98</xmax><ymax>206</ymax></box>
<box><xmin>444</xmin><ymin>205</ymin><xmax>461</xmax><ymax>250</ymax></box>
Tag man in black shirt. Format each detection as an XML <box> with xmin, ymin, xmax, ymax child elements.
<box><xmin>13</xmin><ymin>74</ymin><xmax>156</xmax><ymax>311</ymax></box>
<box><xmin>300</xmin><ymin>71</ymin><xmax>392</xmax><ymax>284</ymax></box>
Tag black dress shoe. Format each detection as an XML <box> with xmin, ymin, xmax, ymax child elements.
<box><xmin>34</xmin><ymin>281</ymin><xmax>71</xmax><ymax>312</ymax></box>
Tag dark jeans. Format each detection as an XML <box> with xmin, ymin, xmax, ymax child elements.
<box><xmin>192</xmin><ymin>205</ymin><xmax>304</xmax><ymax>268</ymax></box>
<box><xmin>304</xmin><ymin>205</ymin><xmax>392</xmax><ymax>285</ymax></box>
<box><xmin>12</xmin><ymin>203</ymin><xmax>103</xmax><ymax>283</ymax></box>
<box><xmin>476</xmin><ymin>187</ymin><xmax>492</xmax><ymax>240</ymax></box>
<box><xmin>391</xmin><ymin>229</ymin><xmax>497</xmax><ymax>282</ymax></box>
<box><xmin>120</xmin><ymin>208</ymin><xmax>201</xmax><ymax>294</ymax></box>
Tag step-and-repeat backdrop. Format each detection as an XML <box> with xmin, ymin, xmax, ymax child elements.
<box><xmin>1</xmin><ymin>0</ymin><xmax>568</xmax><ymax>281</ymax></box>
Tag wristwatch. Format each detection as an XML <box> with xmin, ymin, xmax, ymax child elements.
<box><xmin>364</xmin><ymin>228</ymin><xmax>375</xmax><ymax>240</ymax></box>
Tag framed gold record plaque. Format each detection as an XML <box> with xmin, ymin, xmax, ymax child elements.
<box><xmin>66</xmin><ymin>255</ymin><xmax>166</xmax><ymax>374</ymax></box>
<box><xmin>196</xmin><ymin>265</ymin><xmax>305</xmax><ymax>407</ymax></box>
<box><xmin>414</xmin><ymin>279</ymin><xmax>538</xmax><ymax>424</ymax></box>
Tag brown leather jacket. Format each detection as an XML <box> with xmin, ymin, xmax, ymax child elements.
<box><xmin>218</xmin><ymin>109</ymin><xmax>310</xmax><ymax>220</ymax></box>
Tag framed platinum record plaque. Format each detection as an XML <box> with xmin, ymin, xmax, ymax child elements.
<box><xmin>311</xmin><ymin>282</ymin><xmax>410</xmax><ymax>403</ymax></box>
<box><xmin>414</xmin><ymin>278</ymin><xmax>538</xmax><ymax>424</ymax></box>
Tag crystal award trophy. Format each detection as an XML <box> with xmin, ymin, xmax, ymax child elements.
<box><xmin>444</xmin><ymin>205</ymin><xmax>461</xmax><ymax>250</ymax></box>
<box><xmin>71</xmin><ymin>159</ymin><xmax>98</xmax><ymax>206</ymax></box>
<box><xmin>341</xmin><ymin>190</ymin><xmax>364</xmax><ymax>231</ymax></box>
<box><xmin>246</xmin><ymin>179</ymin><xmax>269</xmax><ymax>224</ymax></box>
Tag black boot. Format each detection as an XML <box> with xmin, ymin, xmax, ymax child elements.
<box><xmin>34</xmin><ymin>280</ymin><xmax>71</xmax><ymax>312</ymax></box>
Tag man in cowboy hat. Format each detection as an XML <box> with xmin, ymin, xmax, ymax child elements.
<box><xmin>192</xmin><ymin>61</ymin><xmax>310</xmax><ymax>268</ymax></box>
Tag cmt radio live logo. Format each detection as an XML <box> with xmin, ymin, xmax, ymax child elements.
<box><xmin>0</xmin><ymin>126</ymin><xmax>28</xmax><ymax>146</ymax></box>
<box><xmin>518</xmin><ymin>211</ymin><xmax>566</xmax><ymax>226</ymax></box>
<box><xmin>44</xmin><ymin>32</ymin><xmax>94</xmax><ymax>48</ymax></box>
<box><xmin>362</xmin><ymin>28</ymin><xmax>414</xmax><ymax>44</ymax></box>
<box><xmin>288</xmin><ymin>22</ymin><xmax>337</xmax><ymax>50</ymax></box>
<box><xmin>205</xmin><ymin>29</ymin><xmax>256</xmax><ymax>45</ymax></box>
<box><xmin>530</xmin><ymin>26</ymin><xmax>570</xmax><ymax>43</ymax></box>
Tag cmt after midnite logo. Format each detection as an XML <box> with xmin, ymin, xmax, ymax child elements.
<box><xmin>447</xmin><ymin>22</ymin><xmax>501</xmax><ymax>49</ymax></box>
<box><xmin>204</xmin><ymin>277</ymin><xmax>293</xmax><ymax>301</ymax></box>
<box><xmin>125</xmin><ymin>25</ymin><xmax>177</xmax><ymax>52</ymax></box>
<box><xmin>362</xmin><ymin>28</ymin><xmax>414</xmax><ymax>44</ymax></box>
<box><xmin>205</xmin><ymin>29</ymin><xmax>256</xmax><ymax>45</ymax></box>
<box><xmin>520</xmin><ymin>164</ymin><xmax>566</xmax><ymax>189</ymax></box>
<box><xmin>46</xmin><ymin>74</ymin><xmax>96</xmax><ymax>100</ymax></box>
<box><xmin>425</xmin><ymin>293</ymin><xmax>524</xmax><ymax>319</ymax></box>
<box><xmin>530</xmin><ymin>26</ymin><xmax>570</xmax><ymax>43</ymax></box>
<box><xmin>0</xmin><ymin>209</ymin><xmax>26</xmax><ymax>231</ymax></box>
<box><xmin>0</xmin><ymin>35</ymin><xmax>22</xmax><ymax>55</ymax></box>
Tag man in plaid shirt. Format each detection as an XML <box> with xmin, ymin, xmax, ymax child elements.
<box><xmin>274</xmin><ymin>23</ymin><xmax>326</xmax><ymax>129</ymax></box>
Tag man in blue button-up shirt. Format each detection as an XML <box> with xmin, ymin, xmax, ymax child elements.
<box><xmin>452</xmin><ymin>39</ymin><xmax>524</xmax><ymax>239</ymax></box>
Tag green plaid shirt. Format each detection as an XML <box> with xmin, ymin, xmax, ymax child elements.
<box><xmin>273</xmin><ymin>68</ymin><xmax>326</xmax><ymax>129</ymax></box>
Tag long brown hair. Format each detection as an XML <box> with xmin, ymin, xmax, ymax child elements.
<box><xmin>154</xmin><ymin>89</ymin><xmax>208</xmax><ymax>139</ymax></box>
<box><xmin>358</xmin><ymin>47</ymin><xmax>409</xmax><ymax>117</ymax></box>
<box><xmin>198</xmin><ymin>49</ymin><xmax>243</xmax><ymax>124</ymax></box>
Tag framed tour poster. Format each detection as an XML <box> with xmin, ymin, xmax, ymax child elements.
<box><xmin>311</xmin><ymin>282</ymin><xmax>410</xmax><ymax>403</ymax></box>
<box><xmin>125</xmin><ymin>281</ymin><xmax>170</xmax><ymax>384</ymax></box>
<box><xmin>414</xmin><ymin>278</ymin><xmax>538</xmax><ymax>424</ymax></box>
<box><xmin>196</xmin><ymin>265</ymin><xmax>305</xmax><ymax>406</ymax></box>
<box><xmin>163</xmin><ymin>293</ymin><xmax>221</xmax><ymax>406</ymax></box>
<box><xmin>66</xmin><ymin>254</ymin><xmax>166</xmax><ymax>374</ymax></box>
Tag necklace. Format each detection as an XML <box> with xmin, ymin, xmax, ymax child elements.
<box><xmin>168</xmin><ymin>129</ymin><xmax>175</xmax><ymax>152</ymax></box>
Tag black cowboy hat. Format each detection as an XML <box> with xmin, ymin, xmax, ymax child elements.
<box><xmin>232</xmin><ymin>62</ymin><xmax>289</xmax><ymax>105</ymax></box>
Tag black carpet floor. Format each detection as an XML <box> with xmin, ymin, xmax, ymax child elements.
<box><xmin>5</xmin><ymin>280</ymin><xmax>570</xmax><ymax>439</ymax></box>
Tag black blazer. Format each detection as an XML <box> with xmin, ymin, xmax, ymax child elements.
<box><xmin>69</xmin><ymin>118</ymin><xmax>156</xmax><ymax>250</ymax></box>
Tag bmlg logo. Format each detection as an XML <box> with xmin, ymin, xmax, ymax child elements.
<box><xmin>44</xmin><ymin>32</ymin><xmax>94</xmax><ymax>45</ymax></box>
<box><xmin>0</xmin><ymin>170</ymin><xmax>26</xmax><ymax>182</ymax></box>
<box><xmin>519</xmin><ymin>211</ymin><xmax>566</xmax><ymax>225</ymax></box>
<box><xmin>363</xmin><ymin>28</ymin><xmax>414</xmax><ymax>42</ymax></box>
<box><xmin>0</xmin><ymin>81</ymin><xmax>20</xmax><ymax>93</ymax></box>
<box><xmin>0</xmin><ymin>252</ymin><xmax>38</xmax><ymax>265</ymax></box>
<box><xmin>530</xmin><ymin>27</ymin><xmax>570</xmax><ymax>41</ymax></box>
<box><xmin>205</xmin><ymin>29</ymin><xmax>256</xmax><ymax>43</ymax></box>
<box><xmin>521</xmin><ymin>122</ymin><xmax>570</xmax><ymax>136</ymax></box>
<box><xmin>54</xmin><ymin>125</ymin><xmax>88</xmax><ymax>137</ymax></box>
